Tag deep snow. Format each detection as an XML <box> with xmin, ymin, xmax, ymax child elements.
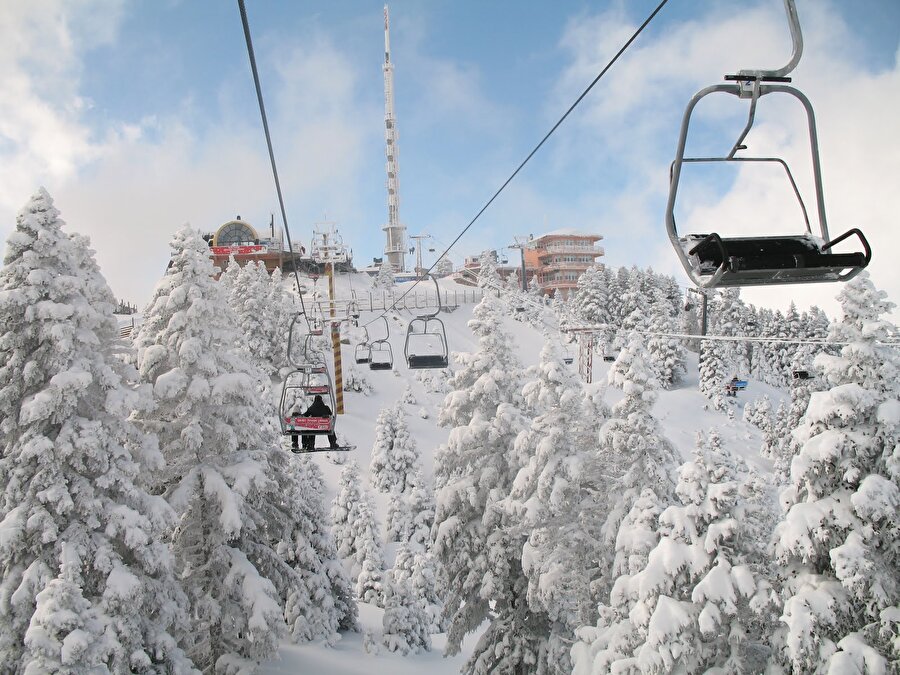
<box><xmin>251</xmin><ymin>272</ymin><xmax>787</xmax><ymax>673</ymax></box>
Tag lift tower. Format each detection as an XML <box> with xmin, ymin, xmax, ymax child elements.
<box><xmin>382</xmin><ymin>5</ymin><xmax>407</xmax><ymax>272</ymax></box>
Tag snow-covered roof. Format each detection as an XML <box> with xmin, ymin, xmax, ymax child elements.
<box><xmin>533</xmin><ymin>228</ymin><xmax>602</xmax><ymax>240</ymax></box>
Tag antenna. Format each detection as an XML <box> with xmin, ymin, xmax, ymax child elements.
<box><xmin>382</xmin><ymin>5</ymin><xmax>407</xmax><ymax>272</ymax></box>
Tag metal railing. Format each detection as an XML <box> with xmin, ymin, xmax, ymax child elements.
<box><xmin>309</xmin><ymin>288</ymin><xmax>484</xmax><ymax>315</ymax></box>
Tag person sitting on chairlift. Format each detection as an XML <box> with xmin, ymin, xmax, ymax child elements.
<box><xmin>295</xmin><ymin>394</ymin><xmax>338</xmax><ymax>451</ymax></box>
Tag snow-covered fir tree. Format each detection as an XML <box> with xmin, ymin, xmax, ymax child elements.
<box><xmin>0</xmin><ymin>189</ymin><xmax>195</xmax><ymax>673</ymax></box>
<box><xmin>282</xmin><ymin>456</ymin><xmax>358</xmax><ymax>643</ymax></box>
<box><xmin>373</xmin><ymin>260</ymin><xmax>395</xmax><ymax>290</ymax></box>
<box><xmin>331</xmin><ymin>461</ymin><xmax>376</xmax><ymax>575</ymax></box>
<box><xmin>433</xmin><ymin>292</ymin><xmax>550</xmax><ymax>673</ymax></box>
<box><xmin>645</xmin><ymin>296</ymin><xmax>686</xmax><ymax>389</ymax></box>
<box><xmin>131</xmin><ymin>225</ymin><xmax>287</xmax><ymax>671</ymax></box>
<box><xmin>369</xmin><ymin>404</ymin><xmax>421</xmax><ymax>496</ymax></box>
<box><xmin>381</xmin><ymin>579</ymin><xmax>431</xmax><ymax>655</ymax></box>
<box><xmin>572</xmin><ymin>430</ymin><xmax>777</xmax><ymax>674</ymax></box>
<box><xmin>771</xmin><ymin>272</ymin><xmax>900</xmax><ymax>672</ymax></box>
<box><xmin>354</xmin><ymin>498</ymin><xmax>386</xmax><ymax>607</ymax></box>
<box><xmin>572</xmin><ymin>265</ymin><xmax>610</xmax><ymax>330</ymax></box>
<box><xmin>505</xmin><ymin>341</ymin><xmax>600</xmax><ymax>674</ymax></box>
<box><xmin>343</xmin><ymin>361</ymin><xmax>373</xmax><ymax>395</ymax></box>
<box><xmin>594</xmin><ymin>337</ymin><xmax>681</xmax><ymax>595</ymax></box>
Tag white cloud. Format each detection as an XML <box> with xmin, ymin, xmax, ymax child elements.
<box><xmin>0</xmin><ymin>9</ymin><xmax>375</xmax><ymax>307</ymax></box>
<box><xmin>0</xmin><ymin>0</ymin><xmax>124</xmax><ymax>214</ymax></box>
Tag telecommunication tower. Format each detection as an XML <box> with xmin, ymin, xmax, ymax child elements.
<box><xmin>382</xmin><ymin>5</ymin><xmax>406</xmax><ymax>272</ymax></box>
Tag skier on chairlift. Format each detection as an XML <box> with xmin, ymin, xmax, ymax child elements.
<box><xmin>292</xmin><ymin>394</ymin><xmax>338</xmax><ymax>451</ymax></box>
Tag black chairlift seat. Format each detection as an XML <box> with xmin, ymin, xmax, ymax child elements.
<box><xmin>369</xmin><ymin>360</ymin><xmax>393</xmax><ymax>371</ymax></box>
<box><xmin>683</xmin><ymin>229</ymin><xmax>870</xmax><ymax>288</ymax></box>
<box><xmin>407</xmin><ymin>354</ymin><xmax>449</xmax><ymax>369</ymax></box>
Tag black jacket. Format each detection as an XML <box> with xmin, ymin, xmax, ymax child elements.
<box><xmin>303</xmin><ymin>396</ymin><xmax>333</xmax><ymax>418</ymax></box>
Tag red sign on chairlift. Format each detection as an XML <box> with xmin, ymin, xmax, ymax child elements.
<box><xmin>285</xmin><ymin>416</ymin><xmax>332</xmax><ymax>431</ymax></box>
<box><xmin>304</xmin><ymin>386</ymin><xmax>330</xmax><ymax>394</ymax></box>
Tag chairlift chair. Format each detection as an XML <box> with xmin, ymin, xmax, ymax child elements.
<box><xmin>404</xmin><ymin>275</ymin><xmax>450</xmax><ymax>369</ymax></box>
<box><xmin>367</xmin><ymin>316</ymin><xmax>394</xmax><ymax>370</ymax></box>
<box><xmin>665</xmin><ymin>0</ymin><xmax>870</xmax><ymax>289</ymax></box>
<box><xmin>792</xmin><ymin>369</ymin><xmax>812</xmax><ymax>380</ymax></box>
<box><xmin>369</xmin><ymin>340</ymin><xmax>394</xmax><ymax>370</ymax></box>
<box><xmin>355</xmin><ymin>343</ymin><xmax>371</xmax><ymax>364</ymax></box>
<box><xmin>287</xmin><ymin>313</ymin><xmax>325</xmax><ymax>367</ymax></box>
<box><xmin>355</xmin><ymin>326</ymin><xmax>371</xmax><ymax>364</ymax></box>
<box><xmin>278</xmin><ymin>365</ymin><xmax>352</xmax><ymax>453</ymax></box>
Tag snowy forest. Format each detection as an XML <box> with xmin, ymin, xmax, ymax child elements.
<box><xmin>0</xmin><ymin>188</ymin><xmax>897</xmax><ymax>674</ymax></box>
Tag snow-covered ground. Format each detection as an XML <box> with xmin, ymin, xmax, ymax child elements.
<box><xmin>259</xmin><ymin>272</ymin><xmax>786</xmax><ymax>673</ymax></box>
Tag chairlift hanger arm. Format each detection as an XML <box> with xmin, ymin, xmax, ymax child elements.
<box><xmin>736</xmin><ymin>0</ymin><xmax>803</xmax><ymax>80</ymax></box>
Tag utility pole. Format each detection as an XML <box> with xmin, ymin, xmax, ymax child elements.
<box><xmin>508</xmin><ymin>235</ymin><xmax>533</xmax><ymax>292</ymax></box>
<box><xmin>688</xmin><ymin>287</ymin><xmax>708</xmax><ymax>336</ymax></box>
<box><xmin>312</xmin><ymin>222</ymin><xmax>348</xmax><ymax>414</ymax></box>
<box><xmin>408</xmin><ymin>233</ymin><xmax>433</xmax><ymax>279</ymax></box>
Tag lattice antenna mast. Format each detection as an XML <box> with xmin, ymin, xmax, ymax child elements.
<box><xmin>382</xmin><ymin>5</ymin><xmax>406</xmax><ymax>272</ymax></box>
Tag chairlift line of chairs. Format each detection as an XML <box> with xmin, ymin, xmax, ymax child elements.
<box><xmin>665</xmin><ymin>0</ymin><xmax>871</xmax><ymax>290</ymax></box>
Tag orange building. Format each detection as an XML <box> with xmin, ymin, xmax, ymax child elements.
<box><xmin>524</xmin><ymin>230</ymin><xmax>604</xmax><ymax>298</ymax></box>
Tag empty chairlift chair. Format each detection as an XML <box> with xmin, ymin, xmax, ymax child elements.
<box><xmin>367</xmin><ymin>316</ymin><xmax>393</xmax><ymax>371</ymax></box>
<box><xmin>404</xmin><ymin>275</ymin><xmax>449</xmax><ymax>370</ymax></box>
<box><xmin>369</xmin><ymin>340</ymin><xmax>393</xmax><ymax>370</ymax></box>
<box><xmin>665</xmin><ymin>0</ymin><xmax>870</xmax><ymax>289</ymax></box>
<box><xmin>355</xmin><ymin>326</ymin><xmax>371</xmax><ymax>364</ymax></box>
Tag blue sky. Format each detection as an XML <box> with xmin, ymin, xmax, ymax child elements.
<box><xmin>0</xmin><ymin>0</ymin><xmax>897</xmax><ymax>317</ymax></box>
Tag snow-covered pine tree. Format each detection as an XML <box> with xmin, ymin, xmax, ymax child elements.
<box><xmin>373</xmin><ymin>259</ymin><xmax>395</xmax><ymax>290</ymax></box>
<box><xmin>389</xmin><ymin>475</ymin><xmax>444</xmax><ymax>634</ymax></box>
<box><xmin>772</xmin><ymin>271</ymin><xmax>900</xmax><ymax>672</ymax></box>
<box><xmin>433</xmin><ymin>292</ymin><xmax>548</xmax><ymax>671</ymax></box>
<box><xmin>330</xmin><ymin>461</ymin><xmax>369</xmax><ymax>573</ymax></box>
<box><xmin>572</xmin><ymin>265</ymin><xmax>610</xmax><ymax>328</ymax></box>
<box><xmin>381</xmin><ymin>579</ymin><xmax>431</xmax><ymax>655</ymax></box>
<box><xmin>370</xmin><ymin>404</ymin><xmax>421</xmax><ymax>500</ymax></box>
<box><xmin>645</xmin><ymin>296</ymin><xmax>686</xmax><ymax>389</ymax></box>
<box><xmin>281</xmin><ymin>455</ymin><xmax>358</xmax><ymax>643</ymax></box>
<box><xmin>505</xmin><ymin>341</ymin><xmax>597</xmax><ymax>674</ymax></box>
<box><xmin>0</xmin><ymin>190</ymin><xmax>195</xmax><ymax>673</ymax></box>
<box><xmin>573</xmin><ymin>430</ymin><xmax>777</xmax><ymax>674</ymax></box>
<box><xmin>594</xmin><ymin>337</ymin><xmax>681</xmax><ymax>595</ymax></box>
<box><xmin>354</xmin><ymin>498</ymin><xmax>386</xmax><ymax>607</ymax></box>
<box><xmin>476</xmin><ymin>250</ymin><xmax>500</xmax><ymax>289</ymax></box>
<box><xmin>131</xmin><ymin>225</ymin><xmax>285</xmax><ymax>671</ymax></box>
<box><xmin>343</xmin><ymin>361</ymin><xmax>373</xmax><ymax>394</ymax></box>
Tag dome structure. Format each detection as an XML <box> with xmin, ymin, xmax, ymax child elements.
<box><xmin>212</xmin><ymin>219</ymin><xmax>259</xmax><ymax>246</ymax></box>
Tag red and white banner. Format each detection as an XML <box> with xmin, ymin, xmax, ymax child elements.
<box><xmin>284</xmin><ymin>416</ymin><xmax>332</xmax><ymax>431</ymax></box>
<box><xmin>211</xmin><ymin>245</ymin><xmax>267</xmax><ymax>256</ymax></box>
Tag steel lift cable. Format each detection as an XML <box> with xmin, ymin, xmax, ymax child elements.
<box><xmin>237</xmin><ymin>0</ymin><xmax>309</xmax><ymax>323</ymax></box>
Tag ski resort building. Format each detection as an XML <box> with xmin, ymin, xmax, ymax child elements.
<box><xmin>525</xmin><ymin>230</ymin><xmax>604</xmax><ymax>298</ymax></box>
<box><xmin>202</xmin><ymin>217</ymin><xmax>350</xmax><ymax>277</ymax></box>
<box><xmin>454</xmin><ymin>231</ymin><xmax>604</xmax><ymax>295</ymax></box>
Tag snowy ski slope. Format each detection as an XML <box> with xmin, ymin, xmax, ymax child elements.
<box><xmin>258</xmin><ymin>273</ymin><xmax>787</xmax><ymax>673</ymax></box>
